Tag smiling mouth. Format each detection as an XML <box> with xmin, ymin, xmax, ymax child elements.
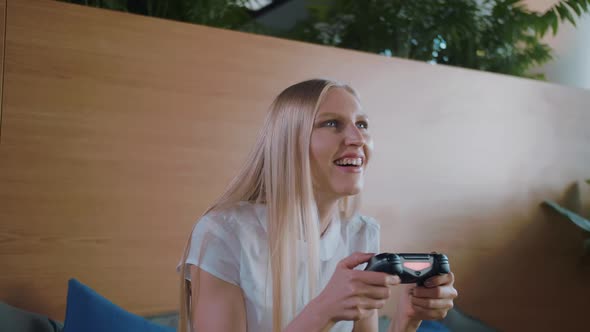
<box><xmin>333</xmin><ymin>157</ymin><xmax>363</xmax><ymax>167</ymax></box>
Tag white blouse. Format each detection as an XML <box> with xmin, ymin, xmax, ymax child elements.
<box><xmin>181</xmin><ymin>201</ymin><xmax>380</xmax><ymax>332</ymax></box>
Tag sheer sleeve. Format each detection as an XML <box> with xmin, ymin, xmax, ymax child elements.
<box><xmin>183</xmin><ymin>213</ymin><xmax>241</xmax><ymax>286</ymax></box>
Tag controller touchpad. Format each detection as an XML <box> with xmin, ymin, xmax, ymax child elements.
<box><xmin>403</xmin><ymin>262</ymin><xmax>431</xmax><ymax>272</ymax></box>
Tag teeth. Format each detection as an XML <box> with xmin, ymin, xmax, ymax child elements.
<box><xmin>335</xmin><ymin>158</ymin><xmax>363</xmax><ymax>166</ymax></box>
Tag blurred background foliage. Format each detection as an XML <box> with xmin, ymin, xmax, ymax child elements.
<box><xmin>62</xmin><ymin>0</ymin><xmax>590</xmax><ymax>79</ymax></box>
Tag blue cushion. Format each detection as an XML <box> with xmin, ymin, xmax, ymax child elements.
<box><xmin>379</xmin><ymin>316</ymin><xmax>449</xmax><ymax>332</ymax></box>
<box><xmin>63</xmin><ymin>278</ymin><xmax>175</xmax><ymax>332</ymax></box>
<box><xmin>418</xmin><ymin>320</ymin><xmax>450</xmax><ymax>332</ymax></box>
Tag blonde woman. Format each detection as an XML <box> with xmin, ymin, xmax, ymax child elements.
<box><xmin>177</xmin><ymin>79</ymin><xmax>457</xmax><ymax>332</ymax></box>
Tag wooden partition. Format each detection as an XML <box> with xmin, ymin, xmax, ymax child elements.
<box><xmin>1</xmin><ymin>0</ymin><xmax>589</xmax><ymax>331</ymax></box>
<box><xmin>0</xmin><ymin>0</ymin><xmax>5</xmax><ymax>137</ymax></box>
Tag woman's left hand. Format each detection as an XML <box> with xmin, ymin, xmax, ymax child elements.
<box><xmin>394</xmin><ymin>272</ymin><xmax>458</xmax><ymax>329</ymax></box>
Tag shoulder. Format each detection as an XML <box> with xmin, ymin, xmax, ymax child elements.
<box><xmin>343</xmin><ymin>213</ymin><xmax>381</xmax><ymax>256</ymax></box>
<box><xmin>197</xmin><ymin>201</ymin><xmax>266</xmax><ymax>236</ymax></box>
<box><xmin>346</xmin><ymin>213</ymin><xmax>380</xmax><ymax>235</ymax></box>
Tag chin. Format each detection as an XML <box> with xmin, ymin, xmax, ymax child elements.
<box><xmin>335</xmin><ymin>185</ymin><xmax>363</xmax><ymax>196</ymax></box>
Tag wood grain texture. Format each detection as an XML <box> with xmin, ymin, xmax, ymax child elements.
<box><xmin>0</xmin><ymin>0</ymin><xmax>5</xmax><ymax>139</ymax></box>
<box><xmin>1</xmin><ymin>0</ymin><xmax>589</xmax><ymax>330</ymax></box>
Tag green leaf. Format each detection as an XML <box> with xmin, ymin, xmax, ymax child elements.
<box><xmin>543</xmin><ymin>200</ymin><xmax>590</xmax><ymax>232</ymax></box>
<box><xmin>576</xmin><ymin>0</ymin><xmax>589</xmax><ymax>12</ymax></box>
<box><xmin>551</xmin><ymin>8</ymin><xmax>560</xmax><ymax>34</ymax></box>
<box><xmin>536</xmin><ymin>12</ymin><xmax>552</xmax><ymax>36</ymax></box>
<box><xmin>556</xmin><ymin>3</ymin><xmax>577</xmax><ymax>26</ymax></box>
<box><xmin>565</xmin><ymin>0</ymin><xmax>582</xmax><ymax>16</ymax></box>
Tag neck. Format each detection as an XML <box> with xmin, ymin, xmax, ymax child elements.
<box><xmin>315</xmin><ymin>193</ymin><xmax>339</xmax><ymax>235</ymax></box>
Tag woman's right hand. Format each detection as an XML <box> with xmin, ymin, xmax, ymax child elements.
<box><xmin>313</xmin><ymin>252</ymin><xmax>401</xmax><ymax>323</ymax></box>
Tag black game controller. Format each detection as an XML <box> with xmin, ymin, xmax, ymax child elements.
<box><xmin>364</xmin><ymin>253</ymin><xmax>450</xmax><ymax>286</ymax></box>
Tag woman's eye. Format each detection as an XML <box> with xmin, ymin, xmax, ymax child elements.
<box><xmin>323</xmin><ymin>120</ymin><xmax>338</xmax><ymax>128</ymax></box>
<box><xmin>356</xmin><ymin>121</ymin><xmax>369</xmax><ymax>129</ymax></box>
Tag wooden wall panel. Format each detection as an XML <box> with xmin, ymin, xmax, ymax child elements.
<box><xmin>1</xmin><ymin>0</ymin><xmax>589</xmax><ymax>330</ymax></box>
<box><xmin>0</xmin><ymin>0</ymin><xmax>5</xmax><ymax>138</ymax></box>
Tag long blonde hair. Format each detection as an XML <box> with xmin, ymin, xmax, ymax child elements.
<box><xmin>178</xmin><ymin>79</ymin><xmax>362</xmax><ymax>332</ymax></box>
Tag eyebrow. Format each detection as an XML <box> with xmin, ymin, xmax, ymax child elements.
<box><xmin>315</xmin><ymin>112</ymin><xmax>369</xmax><ymax>119</ymax></box>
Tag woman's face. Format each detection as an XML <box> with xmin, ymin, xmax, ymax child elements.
<box><xmin>310</xmin><ymin>87</ymin><xmax>373</xmax><ymax>200</ymax></box>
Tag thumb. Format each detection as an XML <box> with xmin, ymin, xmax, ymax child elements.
<box><xmin>340</xmin><ymin>252</ymin><xmax>375</xmax><ymax>269</ymax></box>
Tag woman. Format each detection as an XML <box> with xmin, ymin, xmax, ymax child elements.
<box><xmin>177</xmin><ymin>79</ymin><xmax>457</xmax><ymax>332</ymax></box>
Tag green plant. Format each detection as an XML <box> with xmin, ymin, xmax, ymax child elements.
<box><xmin>61</xmin><ymin>0</ymin><xmax>590</xmax><ymax>79</ymax></box>
<box><xmin>61</xmin><ymin>0</ymin><xmax>266</xmax><ymax>32</ymax></box>
<box><xmin>286</xmin><ymin>0</ymin><xmax>590</xmax><ymax>79</ymax></box>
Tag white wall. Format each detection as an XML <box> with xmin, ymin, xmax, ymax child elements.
<box><xmin>525</xmin><ymin>0</ymin><xmax>590</xmax><ymax>90</ymax></box>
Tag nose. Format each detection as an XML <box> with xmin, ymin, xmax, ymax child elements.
<box><xmin>343</xmin><ymin>124</ymin><xmax>365</xmax><ymax>146</ymax></box>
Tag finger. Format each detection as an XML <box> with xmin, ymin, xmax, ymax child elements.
<box><xmin>343</xmin><ymin>307</ymin><xmax>375</xmax><ymax>321</ymax></box>
<box><xmin>400</xmin><ymin>283</ymin><xmax>416</xmax><ymax>295</ymax></box>
<box><xmin>412</xmin><ymin>284</ymin><xmax>458</xmax><ymax>300</ymax></box>
<box><xmin>356</xmin><ymin>284</ymin><xmax>391</xmax><ymax>300</ymax></box>
<box><xmin>340</xmin><ymin>252</ymin><xmax>375</xmax><ymax>269</ymax></box>
<box><xmin>423</xmin><ymin>271</ymin><xmax>454</xmax><ymax>288</ymax></box>
<box><xmin>411</xmin><ymin>305</ymin><xmax>450</xmax><ymax>321</ymax></box>
<box><xmin>361</xmin><ymin>299</ymin><xmax>387</xmax><ymax>310</ymax></box>
<box><xmin>411</xmin><ymin>296</ymin><xmax>454</xmax><ymax>310</ymax></box>
<box><xmin>350</xmin><ymin>297</ymin><xmax>387</xmax><ymax>310</ymax></box>
<box><xmin>351</xmin><ymin>270</ymin><xmax>401</xmax><ymax>286</ymax></box>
